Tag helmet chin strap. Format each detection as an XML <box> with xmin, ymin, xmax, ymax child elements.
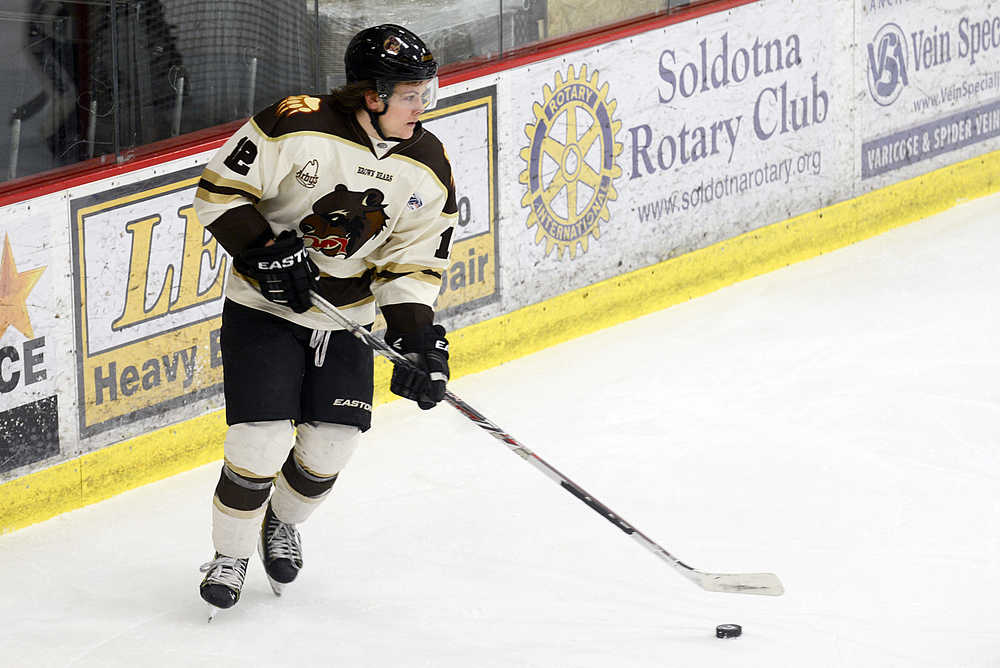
<box><xmin>366</xmin><ymin>99</ymin><xmax>408</xmax><ymax>142</ymax></box>
<box><xmin>366</xmin><ymin>106</ymin><xmax>390</xmax><ymax>141</ymax></box>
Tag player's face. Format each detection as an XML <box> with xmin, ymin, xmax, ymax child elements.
<box><xmin>379</xmin><ymin>80</ymin><xmax>437</xmax><ymax>139</ymax></box>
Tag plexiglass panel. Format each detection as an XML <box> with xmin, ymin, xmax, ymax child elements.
<box><xmin>0</xmin><ymin>0</ymin><xmax>715</xmax><ymax>185</ymax></box>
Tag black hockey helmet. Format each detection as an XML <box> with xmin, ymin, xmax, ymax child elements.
<box><xmin>345</xmin><ymin>24</ymin><xmax>438</xmax><ymax>101</ymax></box>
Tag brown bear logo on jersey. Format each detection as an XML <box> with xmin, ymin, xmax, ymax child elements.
<box><xmin>299</xmin><ymin>184</ymin><xmax>389</xmax><ymax>258</ymax></box>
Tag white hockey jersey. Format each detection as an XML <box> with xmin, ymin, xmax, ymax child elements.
<box><xmin>193</xmin><ymin>94</ymin><xmax>457</xmax><ymax>331</ymax></box>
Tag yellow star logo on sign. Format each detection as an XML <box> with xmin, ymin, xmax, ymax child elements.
<box><xmin>0</xmin><ymin>234</ymin><xmax>45</xmax><ymax>339</ymax></box>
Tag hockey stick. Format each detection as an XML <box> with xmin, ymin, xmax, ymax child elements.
<box><xmin>309</xmin><ymin>290</ymin><xmax>784</xmax><ymax>596</ymax></box>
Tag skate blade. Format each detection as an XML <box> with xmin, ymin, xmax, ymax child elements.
<box><xmin>206</xmin><ymin>603</ymin><xmax>222</xmax><ymax>622</ymax></box>
<box><xmin>258</xmin><ymin>537</ymin><xmax>284</xmax><ymax>597</ymax></box>
<box><xmin>265</xmin><ymin>575</ymin><xmax>285</xmax><ymax>597</ymax></box>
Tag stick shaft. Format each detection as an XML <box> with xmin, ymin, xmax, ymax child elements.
<box><xmin>308</xmin><ymin>290</ymin><xmax>783</xmax><ymax>596</ymax></box>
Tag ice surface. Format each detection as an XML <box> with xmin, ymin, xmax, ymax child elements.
<box><xmin>2</xmin><ymin>193</ymin><xmax>999</xmax><ymax>667</ymax></box>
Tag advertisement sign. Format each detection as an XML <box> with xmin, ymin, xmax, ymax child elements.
<box><xmin>70</xmin><ymin>166</ymin><xmax>227</xmax><ymax>436</ymax></box>
<box><xmin>859</xmin><ymin>1</ymin><xmax>1000</xmax><ymax>180</ymax></box>
<box><xmin>0</xmin><ymin>200</ymin><xmax>61</xmax><ymax>472</ymax></box>
<box><xmin>506</xmin><ymin>0</ymin><xmax>850</xmax><ymax>307</ymax></box>
<box><xmin>422</xmin><ymin>85</ymin><xmax>500</xmax><ymax>317</ymax></box>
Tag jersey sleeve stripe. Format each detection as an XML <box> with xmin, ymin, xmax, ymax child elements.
<box><xmin>377</xmin><ymin>262</ymin><xmax>442</xmax><ymax>276</ymax></box>
<box><xmin>194</xmin><ymin>188</ymin><xmax>246</xmax><ymax>205</ymax></box>
<box><xmin>374</xmin><ymin>272</ymin><xmax>441</xmax><ymax>287</ymax></box>
<box><xmin>199</xmin><ymin>169</ymin><xmax>264</xmax><ymax>201</ymax></box>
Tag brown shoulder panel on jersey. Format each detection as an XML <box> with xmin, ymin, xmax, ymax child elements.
<box><xmin>251</xmin><ymin>94</ymin><xmax>361</xmax><ymax>144</ymax></box>
<box><xmin>396</xmin><ymin>128</ymin><xmax>458</xmax><ymax>215</ymax></box>
<box><xmin>205</xmin><ymin>204</ymin><xmax>273</xmax><ymax>256</ymax></box>
<box><xmin>381</xmin><ymin>303</ymin><xmax>434</xmax><ymax>334</ymax></box>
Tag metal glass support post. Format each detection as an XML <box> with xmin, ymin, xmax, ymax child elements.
<box><xmin>109</xmin><ymin>0</ymin><xmax>122</xmax><ymax>162</ymax></box>
<box><xmin>87</xmin><ymin>99</ymin><xmax>98</xmax><ymax>158</ymax></box>
<box><xmin>246</xmin><ymin>56</ymin><xmax>258</xmax><ymax>117</ymax></box>
<box><xmin>8</xmin><ymin>115</ymin><xmax>21</xmax><ymax>180</ymax></box>
<box><xmin>172</xmin><ymin>76</ymin><xmax>184</xmax><ymax>137</ymax></box>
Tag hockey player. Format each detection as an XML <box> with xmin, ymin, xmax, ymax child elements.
<box><xmin>193</xmin><ymin>24</ymin><xmax>456</xmax><ymax>615</ymax></box>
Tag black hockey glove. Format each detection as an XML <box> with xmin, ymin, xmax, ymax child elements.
<box><xmin>234</xmin><ymin>230</ymin><xmax>319</xmax><ymax>313</ymax></box>
<box><xmin>386</xmin><ymin>324</ymin><xmax>450</xmax><ymax>410</ymax></box>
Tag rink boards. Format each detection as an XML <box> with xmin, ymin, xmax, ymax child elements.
<box><xmin>2</xmin><ymin>0</ymin><xmax>1000</xmax><ymax>531</ymax></box>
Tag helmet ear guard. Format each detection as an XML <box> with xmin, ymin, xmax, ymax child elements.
<box><xmin>374</xmin><ymin>80</ymin><xmax>394</xmax><ymax>101</ymax></box>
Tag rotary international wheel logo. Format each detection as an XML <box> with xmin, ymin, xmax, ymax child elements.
<box><xmin>519</xmin><ymin>65</ymin><xmax>622</xmax><ymax>259</ymax></box>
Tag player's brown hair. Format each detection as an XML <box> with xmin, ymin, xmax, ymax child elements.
<box><xmin>329</xmin><ymin>81</ymin><xmax>374</xmax><ymax>111</ymax></box>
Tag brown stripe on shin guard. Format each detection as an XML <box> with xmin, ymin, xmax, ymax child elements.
<box><xmin>215</xmin><ymin>464</ymin><xmax>275</xmax><ymax>511</ymax></box>
<box><xmin>280</xmin><ymin>451</ymin><xmax>339</xmax><ymax>498</ymax></box>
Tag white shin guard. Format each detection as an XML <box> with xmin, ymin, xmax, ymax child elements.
<box><xmin>212</xmin><ymin>497</ymin><xmax>264</xmax><ymax>559</ymax></box>
<box><xmin>212</xmin><ymin>420</ymin><xmax>295</xmax><ymax>558</ymax></box>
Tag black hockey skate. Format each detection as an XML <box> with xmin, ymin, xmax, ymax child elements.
<box><xmin>258</xmin><ymin>504</ymin><xmax>302</xmax><ymax>596</ymax></box>
<box><xmin>199</xmin><ymin>553</ymin><xmax>249</xmax><ymax>620</ymax></box>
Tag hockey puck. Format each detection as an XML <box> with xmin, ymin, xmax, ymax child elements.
<box><xmin>716</xmin><ymin>624</ymin><xmax>742</xmax><ymax>638</ymax></box>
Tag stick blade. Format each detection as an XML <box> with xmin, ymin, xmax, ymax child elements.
<box><xmin>693</xmin><ymin>571</ymin><xmax>785</xmax><ymax>596</ymax></box>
